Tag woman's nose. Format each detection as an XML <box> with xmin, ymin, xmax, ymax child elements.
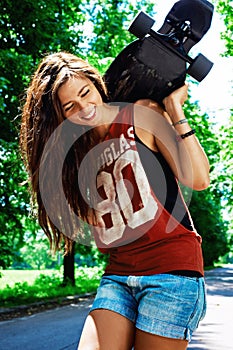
<box><xmin>76</xmin><ymin>98</ymin><xmax>89</xmax><ymax>111</ymax></box>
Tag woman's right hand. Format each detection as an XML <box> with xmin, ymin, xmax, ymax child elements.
<box><xmin>162</xmin><ymin>84</ymin><xmax>189</xmax><ymax>124</ymax></box>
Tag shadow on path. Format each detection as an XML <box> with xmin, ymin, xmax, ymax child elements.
<box><xmin>204</xmin><ymin>266</ymin><xmax>233</xmax><ymax>297</ymax></box>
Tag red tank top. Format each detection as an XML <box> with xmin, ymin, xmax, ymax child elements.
<box><xmin>93</xmin><ymin>104</ymin><xmax>204</xmax><ymax>276</ymax></box>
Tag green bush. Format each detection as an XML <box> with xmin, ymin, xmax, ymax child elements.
<box><xmin>0</xmin><ymin>267</ymin><xmax>103</xmax><ymax>308</ymax></box>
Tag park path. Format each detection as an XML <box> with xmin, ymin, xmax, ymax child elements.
<box><xmin>0</xmin><ymin>265</ymin><xmax>233</xmax><ymax>349</ymax></box>
<box><xmin>188</xmin><ymin>265</ymin><xmax>233</xmax><ymax>349</ymax></box>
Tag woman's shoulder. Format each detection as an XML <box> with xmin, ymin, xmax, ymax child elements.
<box><xmin>134</xmin><ymin>99</ymin><xmax>172</xmax><ymax>124</ymax></box>
<box><xmin>133</xmin><ymin>99</ymin><xmax>173</xmax><ymax>152</ymax></box>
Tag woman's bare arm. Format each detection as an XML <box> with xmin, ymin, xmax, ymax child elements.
<box><xmin>134</xmin><ymin>85</ymin><xmax>210</xmax><ymax>191</ymax></box>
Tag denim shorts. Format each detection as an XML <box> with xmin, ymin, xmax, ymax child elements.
<box><xmin>90</xmin><ymin>273</ymin><xmax>206</xmax><ymax>341</ymax></box>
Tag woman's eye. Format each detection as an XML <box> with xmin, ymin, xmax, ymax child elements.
<box><xmin>64</xmin><ymin>103</ymin><xmax>74</xmax><ymax>112</ymax></box>
<box><xmin>81</xmin><ymin>88</ymin><xmax>90</xmax><ymax>98</ymax></box>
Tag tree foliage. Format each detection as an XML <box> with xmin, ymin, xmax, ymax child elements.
<box><xmin>0</xmin><ymin>140</ymin><xmax>38</xmax><ymax>268</ymax></box>
<box><xmin>216</xmin><ymin>0</ymin><xmax>233</xmax><ymax>250</ymax></box>
<box><xmin>181</xmin><ymin>99</ymin><xmax>230</xmax><ymax>266</ymax></box>
<box><xmin>19</xmin><ymin>234</ymin><xmax>58</xmax><ymax>270</ymax></box>
<box><xmin>0</xmin><ymin>0</ymin><xmax>88</xmax><ymax>270</ymax></box>
<box><xmin>217</xmin><ymin>0</ymin><xmax>233</xmax><ymax>56</ymax></box>
<box><xmin>0</xmin><ymin>0</ymin><xmax>231</xmax><ymax>271</ymax></box>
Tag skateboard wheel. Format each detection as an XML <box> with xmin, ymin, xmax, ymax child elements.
<box><xmin>187</xmin><ymin>53</ymin><xmax>213</xmax><ymax>82</ymax></box>
<box><xmin>128</xmin><ymin>11</ymin><xmax>155</xmax><ymax>39</ymax></box>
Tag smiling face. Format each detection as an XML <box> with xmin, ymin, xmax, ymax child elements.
<box><xmin>58</xmin><ymin>77</ymin><xmax>103</xmax><ymax>126</ymax></box>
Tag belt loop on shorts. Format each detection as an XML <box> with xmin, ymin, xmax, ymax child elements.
<box><xmin>127</xmin><ymin>275</ymin><xmax>139</xmax><ymax>288</ymax></box>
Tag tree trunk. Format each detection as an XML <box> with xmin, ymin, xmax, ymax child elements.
<box><xmin>63</xmin><ymin>241</ymin><xmax>75</xmax><ymax>286</ymax></box>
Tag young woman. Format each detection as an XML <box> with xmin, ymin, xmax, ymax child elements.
<box><xmin>20</xmin><ymin>51</ymin><xmax>210</xmax><ymax>350</ymax></box>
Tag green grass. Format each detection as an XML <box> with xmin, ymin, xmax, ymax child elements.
<box><xmin>0</xmin><ymin>269</ymin><xmax>58</xmax><ymax>289</ymax></box>
<box><xmin>0</xmin><ymin>267</ymin><xmax>103</xmax><ymax>308</ymax></box>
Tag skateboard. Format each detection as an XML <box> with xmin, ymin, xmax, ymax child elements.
<box><xmin>104</xmin><ymin>0</ymin><xmax>214</xmax><ymax>104</ymax></box>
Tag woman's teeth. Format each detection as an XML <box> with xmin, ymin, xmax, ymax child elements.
<box><xmin>81</xmin><ymin>107</ymin><xmax>96</xmax><ymax>120</ymax></box>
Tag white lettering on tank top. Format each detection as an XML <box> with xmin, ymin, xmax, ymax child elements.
<box><xmin>97</xmin><ymin>133</ymin><xmax>131</xmax><ymax>169</ymax></box>
<box><xmin>95</xmin><ymin>144</ymin><xmax>158</xmax><ymax>245</ymax></box>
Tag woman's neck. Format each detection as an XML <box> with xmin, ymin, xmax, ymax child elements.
<box><xmin>94</xmin><ymin>103</ymin><xmax>120</xmax><ymax>141</ymax></box>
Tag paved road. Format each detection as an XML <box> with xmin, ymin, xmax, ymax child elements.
<box><xmin>0</xmin><ymin>297</ymin><xmax>93</xmax><ymax>350</ymax></box>
<box><xmin>1</xmin><ymin>265</ymin><xmax>233</xmax><ymax>350</ymax></box>
<box><xmin>188</xmin><ymin>265</ymin><xmax>233</xmax><ymax>350</ymax></box>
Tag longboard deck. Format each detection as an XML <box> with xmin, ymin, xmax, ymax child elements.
<box><xmin>104</xmin><ymin>0</ymin><xmax>214</xmax><ymax>104</ymax></box>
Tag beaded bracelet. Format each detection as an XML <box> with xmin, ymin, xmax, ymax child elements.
<box><xmin>172</xmin><ymin>118</ymin><xmax>188</xmax><ymax>127</ymax></box>
<box><xmin>176</xmin><ymin>129</ymin><xmax>196</xmax><ymax>142</ymax></box>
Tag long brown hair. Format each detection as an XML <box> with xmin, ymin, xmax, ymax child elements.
<box><xmin>20</xmin><ymin>52</ymin><xmax>108</xmax><ymax>252</ymax></box>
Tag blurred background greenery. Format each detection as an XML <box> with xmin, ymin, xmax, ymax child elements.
<box><xmin>0</xmin><ymin>0</ymin><xmax>232</xmax><ymax>306</ymax></box>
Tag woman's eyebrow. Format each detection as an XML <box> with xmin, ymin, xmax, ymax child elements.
<box><xmin>62</xmin><ymin>84</ymin><xmax>89</xmax><ymax>108</ymax></box>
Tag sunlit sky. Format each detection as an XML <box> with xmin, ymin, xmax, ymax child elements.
<box><xmin>153</xmin><ymin>0</ymin><xmax>232</xmax><ymax>125</ymax></box>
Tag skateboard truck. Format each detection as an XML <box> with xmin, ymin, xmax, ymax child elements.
<box><xmin>128</xmin><ymin>6</ymin><xmax>214</xmax><ymax>82</ymax></box>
